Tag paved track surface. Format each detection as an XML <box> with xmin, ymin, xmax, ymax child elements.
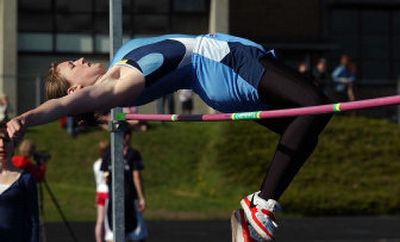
<box><xmin>43</xmin><ymin>216</ymin><xmax>400</xmax><ymax>242</ymax></box>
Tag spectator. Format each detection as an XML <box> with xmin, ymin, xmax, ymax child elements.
<box><xmin>59</xmin><ymin>116</ymin><xmax>67</xmax><ymax>129</ymax></box>
<box><xmin>0</xmin><ymin>95</ymin><xmax>8</xmax><ymax>125</ymax></box>
<box><xmin>157</xmin><ymin>94</ymin><xmax>175</xmax><ymax>114</ymax></box>
<box><xmin>0</xmin><ymin>125</ymin><xmax>39</xmax><ymax>242</ymax></box>
<box><xmin>12</xmin><ymin>139</ymin><xmax>46</xmax><ymax>182</ymax></box>
<box><xmin>66</xmin><ymin>116</ymin><xmax>78</xmax><ymax>137</ymax></box>
<box><xmin>347</xmin><ymin>62</ymin><xmax>357</xmax><ymax>101</ymax></box>
<box><xmin>178</xmin><ymin>89</ymin><xmax>194</xmax><ymax>114</ymax></box>
<box><xmin>297</xmin><ymin>61</ymin><xmax>311</xmax><ymax>78</ymax></box>
<box><xmin>93</xmin><ymin>140</ymin><xmax>109</xmax><ymax>242</ymax></box>
<box><xmin>331</xmin><ymin>54</ymin><xmax>356</xmax><ymax>102</ymax></box>
<box><xmin>101</xmin><ymin>125</ymin><xmax>147</xmax><ymax>242</ymax></box>
<box><xmin>59</xmin><ymin>116</ymin><xmax>79</xmax><ymax>137</ymax></box>
<box><xmin>312</xmin><ymin>58</ymin><xmax>330</xmax><ymax>92</ymax></box>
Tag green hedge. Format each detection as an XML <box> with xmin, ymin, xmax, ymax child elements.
<box><xmin>24</xmin><ymin>116</ymin><xmax>400</xmax><ymax>220</ymax></box>
<box><xmin>215</xmin><ymin>116</ymin><xmax>400</xmax><ymax>215</ymax></box>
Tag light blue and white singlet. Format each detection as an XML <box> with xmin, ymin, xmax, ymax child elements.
<box><xmin>110</xmin><ymin>33</ymin><xmax>270</xmax><ymax>112</ymax></box>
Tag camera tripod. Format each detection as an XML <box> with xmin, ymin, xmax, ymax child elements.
<box><xmin>38</xmin><ymin>179</ymin><xmax>80</xmax><ymax>242</ymax></box>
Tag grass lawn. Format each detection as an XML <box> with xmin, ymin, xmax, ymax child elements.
<box><xmin>24</xmin><ymin>116</ymin><xmax>400</xmax><ymax>221</ymax></box>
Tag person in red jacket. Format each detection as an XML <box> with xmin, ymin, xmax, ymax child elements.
<box><xmin>12</xmin><ymin>139</ymin><xmax>46</xmax><ymax>182</ymax></box>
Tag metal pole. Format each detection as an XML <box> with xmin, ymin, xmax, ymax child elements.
<box><xmin>109</xmin><ymin>0</ymin><xmax>125</xmax><ymax>242</ymax></box>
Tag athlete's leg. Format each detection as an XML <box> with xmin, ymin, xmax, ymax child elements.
<box><xmin>240</xmin><ymin>58</ymin><xmax>332</xmax><ymax>240</ymax></box>
<box><xmin>257</xmin><ymin>57</ymin><xmax>332</xmax><ymax>200</ymax></box>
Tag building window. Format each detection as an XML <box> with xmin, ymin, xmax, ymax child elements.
<box><xmin>18</xmin><ymin>33</ymin><xmax>53</xmax><ymax>52</ymax></box>
<box><xmin>328</xmin><ymin>5</ymin><xmax>400</xmax><ymax>83</ymax></box>
<box><xmin>17</xmin><ymin>0</ymin><xmax>209</xmax><ymax>54</ymax></box>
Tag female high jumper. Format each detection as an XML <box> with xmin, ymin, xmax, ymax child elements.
<box><xmin>7</xmin><ymin>33</ymin><xmax>332</xmax><ymax>241</ymax></box>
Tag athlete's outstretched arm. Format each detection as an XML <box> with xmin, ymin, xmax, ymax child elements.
<box><xmin>7</xmin><ymin>66</ymin><xmax>145</xmax><ymax>140</ymax></box>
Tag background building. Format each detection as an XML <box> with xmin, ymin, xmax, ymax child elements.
<box><xmin>17</xmin><ymin>0</ymin><xmax>210</xmax><ymax>114</ymax></box>
<box><xmin>0</xmin><ymin>0</ymin><xmax>398</xmax><ymax>119</ymax></box>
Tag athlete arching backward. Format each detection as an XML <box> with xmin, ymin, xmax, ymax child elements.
<box><xmin>109</xmin><ymin>33</ymin><xmax>270</xmax><ymax>112</ymax></box>
<box><xmin>7</xmin><ymin>33</ymin><xmax>332</xmax><ymax>241</ymax></box>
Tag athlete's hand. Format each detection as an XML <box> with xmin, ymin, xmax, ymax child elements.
<box><xmin>6</xmin><ymin>117</ymin><xmax>26</xmax><ymax>144</ymax></box>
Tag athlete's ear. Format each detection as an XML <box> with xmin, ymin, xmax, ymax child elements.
<box><xmin>67</xmin><ymin>84</ymin><xmax>83</xmax><ymax>95</ymax></box>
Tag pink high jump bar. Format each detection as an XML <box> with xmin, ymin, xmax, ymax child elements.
<box><xmin>121</xmin><ymin>95</ymin><xmax>400</xmax><ymax>122</ymax></box>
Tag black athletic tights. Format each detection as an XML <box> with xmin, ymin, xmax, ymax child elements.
<box><xmin>256</xmin><ymin>58</ymin><xmax>332</xmax><ymax>201</ymax></box>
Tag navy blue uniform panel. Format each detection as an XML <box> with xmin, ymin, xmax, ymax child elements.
<box><xmin>221</xmin><ymin>42</ymin><xmax>267</xmax><ymax>88</ymax></box>
<box><xmin>131</xmin><ymin>64</ymin><xmax>194</xmax><ymax>106</ymax></box>
<box><xmin>110</xmin><ymin>34</ymin><xmax>195</xmax><ymax>67</ymax></box>
<box><xmin>121</xmin><ymin>39</ymin><xmax>186</xmax><ymax>87</ymax></box>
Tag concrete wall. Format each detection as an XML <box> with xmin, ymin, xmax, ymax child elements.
<box><xmin>229</xmin><ymin>0</ymin><xmax>322</xmax><ymax>43</ymax></box>
<box><xmin>0</xmin><ymin>0</ymin><xmax>17</xmax><ymax>116</ymax></box>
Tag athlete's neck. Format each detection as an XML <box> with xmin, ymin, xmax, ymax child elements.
<box><xmin>95</xmin><ymin>67</ymin><xmax>120</xmax><ymax>85</ymax></box>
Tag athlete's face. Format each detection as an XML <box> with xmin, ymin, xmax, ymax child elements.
<box><xmin>58</xmin><ymin>58</ymin><xmax>105</xmax><ymax>91</ymax></box>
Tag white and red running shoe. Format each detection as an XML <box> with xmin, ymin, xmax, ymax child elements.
<box><xmin>240</xmin><ymin>191</ymin><xmax>281</xmax><ymax>241</ymax></box>
<box><xmin>231</xmin><ymin>208</ymin><xmax>263</xmax><ymax>242</ymax></box>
